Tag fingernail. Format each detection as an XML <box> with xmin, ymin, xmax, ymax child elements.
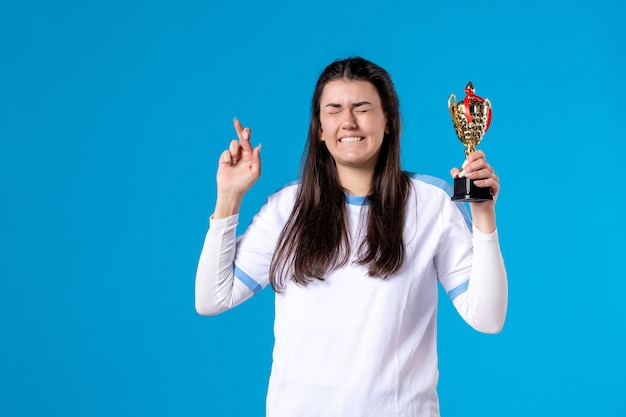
<box><xmin>458</xmin><ymin>170</ymin><xmax>465</xmax><ymax>178</ymax></box>
<box><xmin>461</xmin><ymin>160</ymin><xmax>468</xmax><ymax>169</ymax></box>
<box><xmin>258</xmin><ymin>143</ymin><xmax>262</xmax><ymax>152</ymax></box>
<box><xmin>243</xmin><ymin>130</ymin><xmax>249</xmax><ymax>140</ymax></box>
<box><xmin>232</xmin><ymin>157</ymin><xmax>237</xmax><ymax>164</ymax></box>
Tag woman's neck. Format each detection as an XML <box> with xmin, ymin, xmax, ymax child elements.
<box><xmin>336</xmin><ymin>166</ymin><xmax>374</xmax><ymax>196</ymax></box>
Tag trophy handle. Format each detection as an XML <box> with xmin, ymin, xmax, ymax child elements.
<box><xmin>448</xmin><ymin>93</ymin><xmax>457</xmax><ymax>121</ymax></box>
<box><xmin>447</xmin><ymin>93</ymin><xmax>456</xmax><ymax>110</ymax></box>
<box><xmin>484</xmin><ymin>98</ymin><xmax>492</xmax><ymax>131</ymax></box>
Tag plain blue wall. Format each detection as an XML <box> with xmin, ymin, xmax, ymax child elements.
<box><xmin>1</xmin><ymin>0</ymin><xmax>624</xmax><ymax>415</ymax></box>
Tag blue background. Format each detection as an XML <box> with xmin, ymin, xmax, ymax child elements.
<box><xmin>1</xmin><ymin>0</ymin><xmax>624</xmax><ymax>415</ymax></box>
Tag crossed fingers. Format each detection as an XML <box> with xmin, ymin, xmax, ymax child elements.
<box><xmin>228</xmin><ymin>118</ymin><xmax>252</xmax><ymax>164</ymax></box>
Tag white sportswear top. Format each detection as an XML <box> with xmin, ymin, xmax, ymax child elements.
<box><xmin>196</xmin><ymin>174</ymin><xmax>508</xmax><ymax>417</ymax></box>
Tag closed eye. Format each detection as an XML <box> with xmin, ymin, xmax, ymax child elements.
<box><xmin>353</xmin><ymin>102</ymin><xmax>373</xmax><ymax>113</ymax></box>
<box><xmin>325</xmin><ymin>104</ymin><xmax>342</xmax><ymax>115</ymax></box>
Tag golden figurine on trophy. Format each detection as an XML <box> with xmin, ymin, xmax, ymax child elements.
<box><xmin>448</xmin><ymin>82</ymin><xmax>493</xmax><ymax>202</ymax></box>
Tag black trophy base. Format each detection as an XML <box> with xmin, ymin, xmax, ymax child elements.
<box><xmin>451</xmin><ymin>177</ymin><xmax>493</xmax><ymax>202</ymax></box>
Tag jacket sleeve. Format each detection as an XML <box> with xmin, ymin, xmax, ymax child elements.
<box><xmin>451</xmin><ymin>227</ymin><xmax>508</xmax><ymax>334</ymax></box>
<box><xmin>195</xmin><ymin>214</ymin><xmax>255</xmax><ymax>316</ymax></box>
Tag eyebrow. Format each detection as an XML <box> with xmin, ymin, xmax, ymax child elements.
<box><xmin>324</xmin><ymin>101</ymin><xmax>373</xmax><ymax>109</ymax></box>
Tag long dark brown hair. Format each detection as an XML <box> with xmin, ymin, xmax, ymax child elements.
<box><xmin>269</xmin><ymin>57</ymin><xmax>411</xmax><ymax>291</ymax></box>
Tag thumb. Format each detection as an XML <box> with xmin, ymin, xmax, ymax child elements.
<box><xmin>251</xmin><ymin>144</ymin><xmax>262</xmax><ymax>175</ymax></box>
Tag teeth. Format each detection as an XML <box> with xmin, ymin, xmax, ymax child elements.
<box><xmin>339</xmin><ymin>137</ymin><xmax>364</xmax><ymax>143</ymax></box>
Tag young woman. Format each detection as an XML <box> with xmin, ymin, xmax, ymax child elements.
<box><xmin>195</xmin><ymin>57</ymin><xmax>507</xmax><ymax>417</ymax></box>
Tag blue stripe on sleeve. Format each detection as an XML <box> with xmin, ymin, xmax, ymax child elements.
<box><xmin>447</xmin><ymin>279</ymin><xmax>469</xmax><ymax>300</ymax></box>
<box><xmin>234</xmin><ymin>264</ymin><xmax>263</xmax><ymax>295</ymax></box>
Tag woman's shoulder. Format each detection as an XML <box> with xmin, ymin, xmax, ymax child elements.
<box><xmin>262</xmin><ymin>180</ymin><xmax>300</xmax><ymax>213</ymax></box>
<box><xmin>404</xmin><ymin>172</ymin><xmax>472</xmax><ymax>229</ymax></box>
<box><xmin>269</xmin><ymin>180</ymin><xmax>301</xmax><ymax>200</ymax></box>
<box><xmin>249</xmin><ymin>181</ymin><xmax>300</xmax><ymax>227</ymax></box>
<box><xmin>405</xmin><ymin>172</ymin><xmax>453</xmax><ymax>199</ymax></box>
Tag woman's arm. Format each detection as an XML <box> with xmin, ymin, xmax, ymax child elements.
<box><xmin>452</xmin><ymin>228</ymin><xmax>508</xmax><ymax>333</ymax></box>
<box><xmin>450</xmin><ymin>150</ymin><xmax>508</xmax><ymax>333</ymax></box>
<box><xmin>195</xmin><ymin>118</ymin><xmax>261</xmax><ymax>315</ymax></box>
<box><xmin>195</xmin><ymin>214</ymin><xmax>255</xmax><ymax>316</ymax></box>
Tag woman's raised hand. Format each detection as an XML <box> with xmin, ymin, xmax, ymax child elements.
<box><xmin>450</xmin><ymin>150</ymin><xmax>499</xmax><ymax>233</ymax></box>
<box><xmin>450</xmin><ymin>150</ymin><xmax>499</xmax><ymax>201</ymax></box>
<box><xmin>213</xmin><ymin>118</ymin><xmax>261</xmax><ymax>218</ymax></box>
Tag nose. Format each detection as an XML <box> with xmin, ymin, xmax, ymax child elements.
<box><xmin>340</xmin><ymin>109</ymin><xmax>357</xmax><ymax>129</ymax></box>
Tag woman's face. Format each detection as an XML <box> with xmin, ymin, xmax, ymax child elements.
<box><xmin>319</xmin><ymin>79</ymin><xmax>387</xmax><ymax>175</ymax></box>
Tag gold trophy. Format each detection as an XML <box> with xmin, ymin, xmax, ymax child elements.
<box><xmin>448</xmin><ymin>82</ymin><xmax>493</xmax><ymax>201</ymax></box>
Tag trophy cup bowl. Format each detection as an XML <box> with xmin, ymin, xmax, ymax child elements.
<box><xmin>448</xmin><ymin>82</ymin><xmax>493</xmax><ymax>202</ymax></box>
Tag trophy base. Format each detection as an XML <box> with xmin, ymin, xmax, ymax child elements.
<box><xmin>451</xmin><ymin>177</ymin><xmax>493</xmax><ymax>202</ymax></box>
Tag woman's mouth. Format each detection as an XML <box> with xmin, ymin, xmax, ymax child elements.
<box><xmin>339</xmin><ymin>136</ymin><xmax>365</xmax><ymax>143</ymax></box>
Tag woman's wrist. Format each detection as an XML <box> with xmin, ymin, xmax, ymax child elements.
<box><xmin>213</xmin><ymin>193</ymin><xmax>244</xmax><ymax>219</ymax></box>
<box><xmin>470</xmin><ymin>203</ymin><xmax>496</xmax><ymax>234</ymax></box>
